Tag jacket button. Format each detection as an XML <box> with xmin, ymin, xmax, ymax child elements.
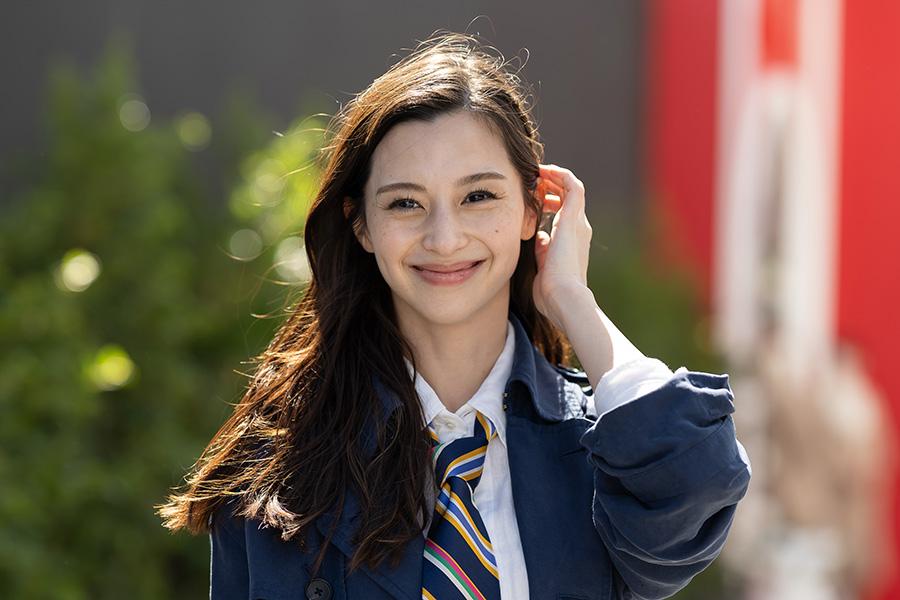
<box><xmin>305</xmin><ymin>578</ymin><xmax>332</xmax><ymax>600</ymax></box>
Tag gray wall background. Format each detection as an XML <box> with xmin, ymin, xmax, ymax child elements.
<box><xmin>2</xmin><ymin>0</ymin><xmax>646</xmax><ymax>224</ymax></box>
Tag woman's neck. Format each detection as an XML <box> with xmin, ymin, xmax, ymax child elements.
<box><xmin>401</xmin><ymin>314</ymin><xmax>509</xmax><ymax>413</ymax></box>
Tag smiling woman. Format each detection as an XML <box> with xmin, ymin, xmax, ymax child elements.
<box><xmin>355</xmin><ymin>113</ymin><xmax>536</xmax><ymax>408</ymax></box>
<box><xmin>159</xmin><ymin>33</ymin><xmax>750</xmax><ymax>600</ymax></box>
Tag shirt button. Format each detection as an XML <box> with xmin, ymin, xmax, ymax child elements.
<box><xmin>444</xmin><ymin>420</ymin><xmax>456</xmax><ymax>430</ymax></box>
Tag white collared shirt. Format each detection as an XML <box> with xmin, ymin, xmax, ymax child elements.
<box><xmin>413</xmin><ymin>321</ymin><xmax>674</xmax><ymax>599</ymax></box>
<box><xmin>416</xmin><ymin>322</ymin><xmax>524</xmax><ymax>599</ymax></box>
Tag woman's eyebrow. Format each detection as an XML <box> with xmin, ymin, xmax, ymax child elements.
<box><xmin>455</xmin><ymin>171</ymin><xmax>507</xmax><ymax>187</ymax></box>
<box><xmin>376</xmin><ymin>182</ymin><xmax>427</xmax><ymax>195</ymax></box>
<box><xmin>375</xmin><ymin>172</ymin><xmax>506</xmax><ymax>196</ymax></box>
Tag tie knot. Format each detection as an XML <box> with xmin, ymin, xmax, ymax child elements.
<box><xmin>429</xmin><ymin>412</ymin><xmax>496</xmax><ymax>488</ymax></box>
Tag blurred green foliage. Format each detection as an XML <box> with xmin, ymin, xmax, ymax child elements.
<box><xmin>588</xmin><ymin>233</ymin><xmax>722</xmax><ymax>375</ymax></box>
<box><xmin>0</xmin><ymin>44</ymin><xmax>321</xmax><ymax>598</ymax></box>
<box><xmin>0</xmin><ymin>43</ymin><xmax>727</xmax><ymax>598</ymax></box>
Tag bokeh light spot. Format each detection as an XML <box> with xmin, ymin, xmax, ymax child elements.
<box><xmin>86</xmin><ymin>345</ymin><xmax>136</xmax><ymax>391</ymax></box>
<box><xmin>176</xmin><ymin>112</ymin><xmax>212</xmax><ymax>151</ymax></box>
<box><xmin>118</xmin><ymin>94</ymin><xmax>151</xmax><ymax>132</ymax></box>
<box><xmin>250</xmin><ymin>178</ymin><xmax>277</xmax><ymax>206</ymax></box>
<box><xmin>255</xmin><ymin>173</ymin><xmax>281</xmax><ymax>194</ymax></box>
<box><xmin>55</xmin><ymin>249</ymin><xmax>102</xmax><ymax>292</ymax></box>
<box><xmin>228</xmin><ymin>228</ymin><xmax>263</xmax><ymax>261</ymax></box>
<box><xmin>274</xmin><ymin>236</ymin><xmax>310</xmax><ymax>282</ymax></box>
<box><xmin>255</xmin><ymin>159</ymin><xmax>286</xmax><ymax>188</ymax></box>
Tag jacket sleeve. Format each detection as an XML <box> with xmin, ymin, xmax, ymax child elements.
<box><xmin>580</xmin><ymin>370</ymin><xmax>751</xmax><ymax>599</ymax></box>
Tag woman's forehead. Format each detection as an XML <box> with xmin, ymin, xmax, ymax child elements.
<box><xmin>367</xmin><ymin>112</ymin><xmax>516</xmax><ymax>190</ymax></box>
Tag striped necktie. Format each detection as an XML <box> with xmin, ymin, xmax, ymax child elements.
<box><xmin>422</xmin><ymin>412</ymin><xmax>501</xmax><ymax>600</ymax></box>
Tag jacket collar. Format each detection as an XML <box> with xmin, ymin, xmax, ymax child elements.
<box><xmin>507</xmin><ymin>314</ymin><xmax>574</xmax><ymax>422</ymax></box>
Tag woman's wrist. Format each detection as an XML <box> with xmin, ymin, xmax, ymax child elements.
<box><xmin>543</xmin><ymin>283</ymin><xmax>646</xmax><ymax>388</ymax></box>
<box><xmin>541</xmin><ymin>280</ymin><xmax>595</xmax><ymax>338</ymax></box>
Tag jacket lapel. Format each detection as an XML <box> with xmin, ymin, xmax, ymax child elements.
<box><xmin>315</xmin><ymin>483</ymin><xmax>425</xmax><ymax>600</ymax></box>
<box><xmin>506</xmin><ymin>411</ymin><xmax>597</xmax><ymax>596</ymax></box>
<box><xmin>311</xmin><ymin>380</ymin><xmax>425</xmax><ymax>599</ymax></box>
<box><xmin>504</xmin><ymin>321</ymin><xmax>611</xmax><ymax>598</ymax></box>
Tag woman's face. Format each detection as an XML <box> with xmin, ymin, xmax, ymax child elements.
<box><xmin>355</xmin><ymin>111</ymin><xmax>537</xmax><ymax>337</ymax></box>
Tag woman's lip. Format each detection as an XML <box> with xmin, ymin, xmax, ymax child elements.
<box><xmin>411</xmin><ymin>260</ymin><xmax>484</xmax><ymax>284</ymax></box>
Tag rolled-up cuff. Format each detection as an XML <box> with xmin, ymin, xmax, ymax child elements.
<box><xmin>593</xmin><ymin>358</ymin><xmax>675</xmax><ymax>418</ymax></box>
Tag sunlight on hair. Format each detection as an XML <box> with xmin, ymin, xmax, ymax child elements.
<box><xmin>274</xmin><ymin>236</ymin><xmax>310</xmax><ymax>282</ymax></box>
<box><xmin>85</xmin><ymin>344</ymin><xmax>136</xmax><ymax>391</ymax></box>
<box><xmin>176</xmin><ymin>111</ymin><xmax>212</xmax><ymax>151</ymax></box>
<box><xmin>228</xmin><ymin>228</ymin><xmax>263</xmax><ymax>261</ymax></box>
<box><xmin>55</xmin><ymin>249</ymin><xmax>102</xmax><ymax>292</ymax></box>
<box><xmin>117</xmin><ymin>93</ymin><xmax>151</xmax><ymax>132</ymax></box>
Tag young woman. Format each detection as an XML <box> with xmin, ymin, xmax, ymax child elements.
<box><xmin>161</xmin><ymin>34</ymin><xmax>750</xmax><ymax>600</ymax></box>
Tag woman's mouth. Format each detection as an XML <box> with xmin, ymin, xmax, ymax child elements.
<box><xmin>411</xmin><ymin>260</ymin><xmax>484</xmax><ymax>285</ymax></box>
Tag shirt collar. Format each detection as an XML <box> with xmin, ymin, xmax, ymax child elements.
<box><xmin>414</xmin><ymin>321</ymin><xmax>515</xmax><ymax>445</ymax></box>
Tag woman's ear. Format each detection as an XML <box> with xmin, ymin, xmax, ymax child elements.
<box><xmin>521</xmin><ymin>187</ymin><xmax>541</xmax><ymax>241</ymax></box>
<box><xmin>344</xmin><ymin>197</ymin><xmax>374</xmax><ymax>253</ymax></box>
<box><xmin>521</xmin><ymin>205</ymin><xmax>538</xmax><ymax>241</ymax></box>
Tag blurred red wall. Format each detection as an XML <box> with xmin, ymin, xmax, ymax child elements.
<box><xmin>840</xmin><ymin>1</ymin><xmax>900</xmax><ymax>598</ymax></box>
<box><xmin>647</xmin><ymin>0</ymin><xmax>900</xmax><ymax>598</ymax></box>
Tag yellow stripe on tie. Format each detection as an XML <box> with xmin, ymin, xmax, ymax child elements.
<box><xmin>445</xmin><ymin>447</ymin><xmax>485</xmax><ymax>475</ymax></box>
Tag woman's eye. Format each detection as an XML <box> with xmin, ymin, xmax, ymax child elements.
<box><xmin>465</xmin><ymin>190</ymin><xmax>497</xmax><ymax>204</ymax></box>
<box><xmin>389</xmin><ymin>198</ymin><xmax>420</xmax><ymax>211</ymax></box>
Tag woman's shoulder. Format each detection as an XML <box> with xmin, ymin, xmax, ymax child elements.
<box><xmin>210</xmin><ymin>500</ymin><xmax>334</xmax><ymax>600</ymax></box>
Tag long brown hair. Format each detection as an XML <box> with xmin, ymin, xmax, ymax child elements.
<box><xmin>159</xmin><ymin>33</ymin><xmax>570</xmax><ymax>571</ymax></box>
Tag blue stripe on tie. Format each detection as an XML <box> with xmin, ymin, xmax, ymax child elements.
<box><xmin>434</xmin><ymin>491</ymin><xmax>496</xmax><ymax>567</ymax></box>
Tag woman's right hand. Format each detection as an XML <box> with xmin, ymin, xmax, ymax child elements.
<box><xmin>532</xmin><ymin>164</ymin><xmax>645</xmax><ymax>386</ymax></box>
<box><xmin>532</xmin><ymin>164</ymin><xmax>594</xmax><ymax>338</ymax></box>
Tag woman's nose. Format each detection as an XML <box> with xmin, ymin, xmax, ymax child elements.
<box><xmin>422</xmin><ymin>206</ymin><xmax>468</xmax><ymax>255</ymax></box>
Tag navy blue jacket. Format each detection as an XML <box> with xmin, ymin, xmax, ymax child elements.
<box><xmin>210</xmin><ymin>319</ymin><xmax>750</xmax><ymax>599</ymax></box>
